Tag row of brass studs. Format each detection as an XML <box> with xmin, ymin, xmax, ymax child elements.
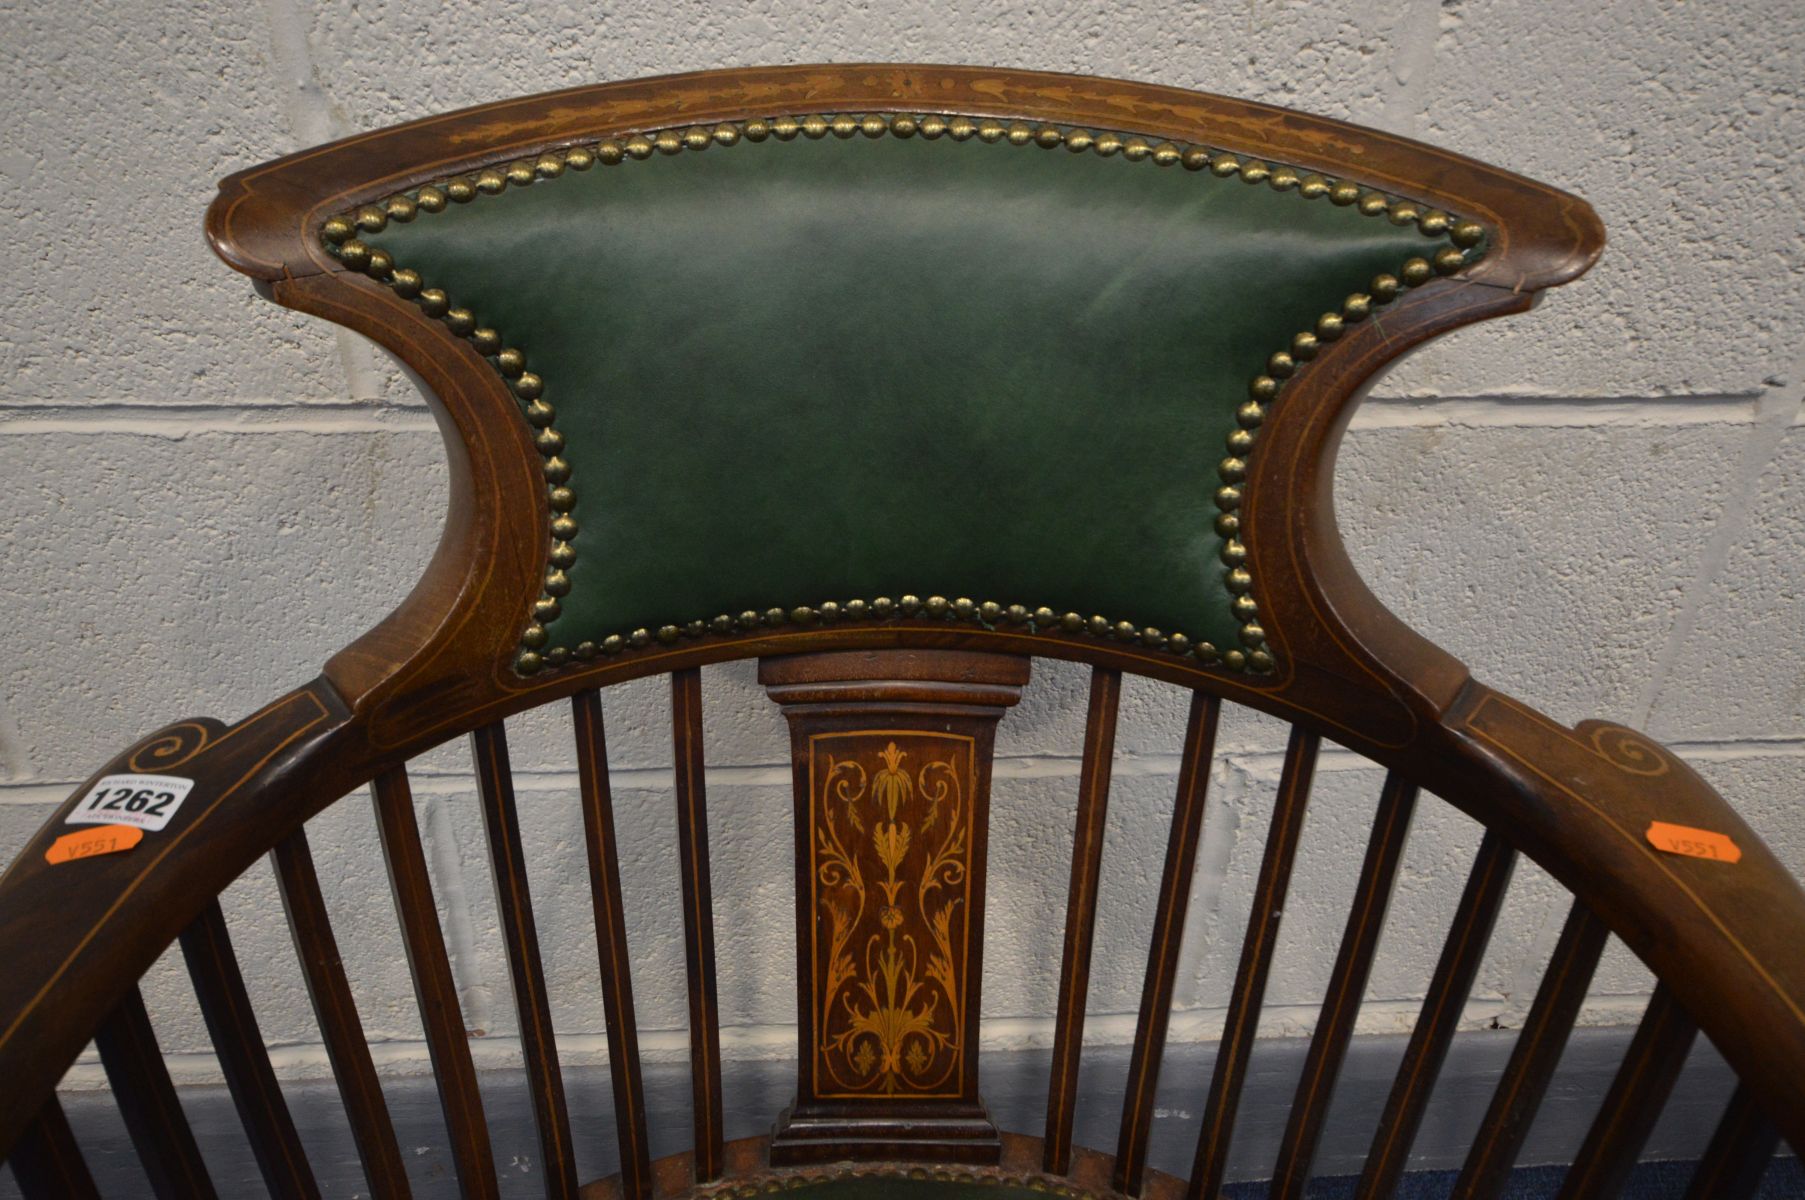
<box><xmin>319</xmin><ymin>112</ymin><xmax>1485</xmax><ymax>679</ymax></box>
<box><xmin>517</xmin><ymin>594</ymin><xmax>1260</xmax><ymax>676</ymax></box>
<box><xmin>698</xmin><ymin>1164</ymin><xmax>1104</xmax><ymax>1200</ymax></box>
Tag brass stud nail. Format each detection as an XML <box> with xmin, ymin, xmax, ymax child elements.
<box><xmin>575</xmin><ymin>641</ymin><xmax>597</xmax><ymax>660</ymax></box>
<box><xmin>1270</xmin><ymin>166</ymin><xmax>1299</xmax><ymax>191</ymax></box>
<box><xmin>711</xmin><ymin>123</ymin><xmax>740</xmax><ymax>147</ymax></box>
<box><xmin>544</xmin><ymin>569</ymin><xmax>572</xmax><ymax>597</ymax></box>
<box><xmin>1215</xmin><ymin>512</ymin><xmax>1240</xmax><ymax>537</ymax></box>
<box><xmin>979</xmin><ymin>600</ymin><xmax>1003</xmax><ymax>622</ymax></box>
<box><xmin>900</xmin><ymin>594</ymin><xmax>922</xmax><ymax>613</ymax></box>
<box><xmin>1061</xmin><ymin>612</ymin><xmax>1084</xmax><ymax>631</ymax></box>
<box><xmin>475</xmin><ymin>168</ymin><xmax>507</xmax><ymax>194</ymax></box>
<box><xmin>830</xmin><ymin>114</ymin><xmax>858</xmax><ymax>139</ymax></box>
<box><xmin>1401</xmin><ymin>257</ymin><xmax>1434</xmax><ymax>286</ymax></box>
<box><xmin>710</xmin><ymin>614</ymin><xmax>734</xmax><ymax>634</ymax></box>
<box><xmin>1215</xmin><ymin>485</ymin><xmax>1243</xmax><ymax>511</ymax></box>
<box><xmin>336</xmin><ymin>239</ymin><xmax>370</xmax><ymax>270</ymax></box>
<box><xmin>522</xmin><ymin>623</ymin><xmax>549</xmax><ymax>648</ymax></box>
<box><xmin>871</xmin><ymin>596</ymin><xmax>895</xmax><ymax>617</ymax></box>
<box><xmin>1388</xmin><ymin>201</ymin><xmax>1421</xmax><ymax>226</ymax></box>
<box><xmin>890</xmin><ymin>115</ymin><xmax>918</xmax><ymax>138</ymax></box>
<box><xmin>551</xmin><ymin>515</ymin><xmax>578</xmax><ymax>540</ymax></box>
<box><xmin>506</xmin><ymin>161</ymin><xmax>537</xmax><ymax>186</ymax></box>
<box><xmin>1240</xmin><ymin>622</ymin><xmax>1266</xmax><ymax>647</ymax></box>
<box><xmin>321</xmin><ymin>216</ymin><xmax>353</xmax><ymax>244</ymax></box>
<box><xmin>534</xmin><ymin>597</ymin><xmax>561</xmax><ymax>622</ymax></box>
<box><xmin>526</xmin><ymin>399</ymin><xmax>556</xmax><ymax>428</ymax></box>
<box><xmin>597</xmin><ymin>140</ymin><xmax>626</xmax><ymax>164</ymax></box>
<box><xmin>629</xmin><ymin>628</ymin><xmax>651</xmax><ymax>648</ymax></box>
<box><xmin>1232</xmin><ymin>594</ymin><xmax>1259</xmax><ymax>620</ymax></box>
<box><xmin>1329</xmin><ymin>180</ymin><xmax>1360</xmax><ymax>205</ymax></box>
<box><xmin>738</xmin><ymin>609</ymin><xmax>762</xmax><ymax>628</ymax></box>
<box><xmin>819</xmin><ymin>600</ymin><xmax>842</xmax><ymax>621</ymax></box>
<box><xmin>364</xmin><ymin>248</ymin><xmax>394</xmax><ymax>279</ymax></box>
<box><xmin>471</xmin><ymin>327</ymin><xmax>502</xmax><ymax>354</ymax></box>
<box><xmin>443</xmin><ymin>307</ymin><xmax>474</xmax><ymax>335</ymax></box>
<box><xmin>1371</xmin><ymin>273</ymin><xmax>1400</xmax><ymax>303</ymax></box>
<box><xmin>1224</xmin><ymin>649</ymin><xmax>1248</xmax><ymax>670</ymax></box>
<box><xmin>1035</xmin><ymin>125</ymin><xmax>1063</xmax><ymax>148</ymax></box>
<box><xmin>1235</xmin><ymin>401</ymin><xmax>1265</xmax><ymax>429</ymax></box>
<box><xmin>565</xmin><ymin>147</ymin><xmax>595</xmax><ymax>171</ymax></box>
<box><xmin>791</xmin><ymin>605</ymin><xmax>818</xmax><ymax>624</ymax></box>
<box><xmin>385</xmin><ymin>194</ymin><xmax>417</xmax><ymax>222</ymax></box>
<box><xmin>925</xmin><ymin>595</ymin><xmax>950</xmax><ymax>617</ymax></box>
<box><xmin>1248</xmin><ymin>649</ymin><xmax>1275</xmax><ymax>673</ymax></box>
<box><xmin>1113</xmin><ymin>620</ymin><xmax>1137</xmax><ymax>641</ymax></box>
<box><xmin>513</xmin><ymin>372</ymin><xmax>544</xmax><ymax>400</ymax></box>
<box><xmin>1029</xmin><ymin>606</ymin><xmax>1054</xmax><ymax>625</ymax></box>
<box><xmin>860</xmin><ymin>114</ymin><xmax>888</xmax><ymax>139</ymax></box>
<box><xmin>1087</xmin><ymin>615</ymin><xmax>1110</xmax><ymax>636</ymax></box>
<box><xmin>1417</xmin><ymin>209</ymin><xmax>1451</xmax><ymax>236</ymax></box>
<box><xmin>774</xmin><ymin>115</ymin><xmax>803</xmax><ymax>140</ymax></box>
<box><xmin>625</xmin><ymin>135</ymin><xmax>654</xmax><ymax>159</ymax></box>
<box><xmin>682</xmin><ymin>127</ymin><xmax>711</xmax><ymax>151</ymax></box>
<box><xmin>355</xmin><ymin>204</ymin><xmax>388</xmax><ymax>232</ymax></box>
<box><xmin>548</xmin><ymin>485</ymin><xmax>575</xmax><ymax>512</ymax></box>
<box><xmin>765</xmin><ymin>606</ymin><xmax>787</xmax><ymax>625</ymax></box>
<box><xmin>919</xmin><ymin>115</ymin><xmax>947</xmax><ymax>139</ymax></box>
<box><xmin>1239</xmin><ymin>160</ymin><xmax>1271</xmax><ymax>183</ymax></box>
<box><xmin>1140</xmin><ymin>626</ymin><xmax>1165</xmax><ymax>646</ymax></box>
<box><xmin>1219</xmin><ymin>457</ymin><xmax>1248</xmax><ymax>484</ymax></box>
<box><xmin>1181</xmin><ymin>146</ymin><xmax>1211</xmax><ymax>170</ymax></box>
<box><xmin>953</xmin><ymin>597</ymin><xmax>976</xmax><ymax>619</ymax></box>
<box><xmin>1123</xmin><ymin>137</ymin><xmax>1152</xmax><ymax>161</ymax></box>
<box><xmin>542</xmin><ymin>455</ymin><xmax>570</xmax><ymax>483</ymax></box>
<box><xmin>1358</xmin><ymin>191</ymin><xmax>1389</xmax><ymax>216</ymax></box>
<box><xmin>1434</xmin><ymin>246</ymin><xmax>1467</xmax><ymax>274</ymax></box>
<box><xmin>1168</xmin><ymin>632</ymin><xmax>1192</xmax><ymax>654</ymax></box>
<box><xmin>1005</xmin><ymin>603</ymin><xmax>1028</xmax><ymax>623</ymax></box>
<box><xmin>802</xmin><ymin>114</ymin><xmax>830</xmax><ymax>139</ymax></box>
<box><xmin>1451</xmin><ymin>220</ymin><xmax>1484</xmax><ymax>248</ymax></box>
<box><xmin>1249</xmin><ymin>375</ymin><xmax>1279</xmax><ymax>401</ymax></box>
<box><xmin>1268</xmin><ymin>351</ymin><xmax>1296</xmax><ymax>379</ymax></box>
<box><xmin>1221</xmin><ymin>538</ymin><xmax>1247</xmax><ymax>565</ymax></box>
<box><xmin>1292</xmin><ymin>331</ymin><xmax>1320</xmax><ymax>359</ymax></box>
<box><xmin>1151</xmin><ymin>141</ymin><xmax>1181</xmax><ymax>166</ymax></box>
<box><xmin>495</xmin><ymin>347</ymin><xmax>525</xmax><ymax>377</ymax></box>
<box><xmin>418</xmin><ymin>288</ymin><xmax>449</xmax><ymax>317</ymax></box>
<box><xmin>536</xmin><ymin>428</ymin><xmax>564</xmax><ymax>454</ymax></box>
<box><xmin>1210</xmin><ymin>152</ymin><xmax>1240</xmax><ymax>177</ymax></box>
<box><xmin>649</xmin><ymin>130</ymin><xmax>679</xmax><ymax>155</ymax></box>
<box><xmin>1065</xmin><ymin>129</ymin><xmax>1094</xmax><ymax>152</ymax></box>
<box><xmin>743</xmin><ymin>119</ymin><xmax>771</xmax><ymax>142</ymax></box>
<box><xmin>1298</xmin><ymin>173</ymin><xmax>1330</xmax><ymax>199</ymax></box>
<box><xmin>845</xmin><ymin>598</ymin><xmax>869</xmax><ymax>619</ymax></box>
<box><xmin>1004</xmin><ymin>121</ymin><xmax>1033</xmax><ymax>146</ymax></box>
<box><xmin>685</xmin><ymin>619</ymin><xmax>707</xmax><ymax>638</ymax></box>
<box><xmin>517</xmin><ymin>651</ymin><xmax>544</xmax><ymax>675</ymax></box>
<box><xmin>550</xmin><ymin>540</ymin><xmax>576</xmax><ymax>568</ymax></box>
<box><xmin>602</xmin><ymin>634</ymin><xmax>624</xmax><ymax>654</ymax></box>
<box><xmin>976</xmin><ymin>119</ymin><xmax>1006</xmax><ymax>143</ymax></box>
<box><xmin>948</xmin><ymin>116</ymin><xmax>977</xmax><ymax>141</ymax></box>
<box><xmin>1227</xmin><ymin>428</ymin><xmax>1254</xmax><ymax>454</ymax></box>
<box><xmin>1315</xmin><ymin>311</ymin><xmax>1345</xmax><ymax>340</ymax></box>
<box><xmin>445</xmin><ymin>176</ymin><xmax>476</xmax><ymax>202</ymax></box>
<box><xmin>1093</xmin><ymin>132</ymin><xmax>1124</xmax><ymax>156</ymax></box>
<box><xmin>535</xmin><ymin>153</ymin><xmax>565</xmax><ymax>178</ymax></box>
<box><xmin>1343</xmin><ymin>293</ymin><xmax>1373</xmax><ymax>321</ymax></box>
<box><xmin>657</xmin><ymin>624</ymin><xmax>681</xmax><ymax>643</ymax></box>
<box><xmin>1195</xmin><ymin>642</ymin><xmax>1221</xmax><ymax>663</ymax></box>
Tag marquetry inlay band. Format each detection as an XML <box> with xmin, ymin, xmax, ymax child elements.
<box><xmin>320</xmin><ymin>113</ymin><xmax>1485</xmax><ymax>679</ymax></box>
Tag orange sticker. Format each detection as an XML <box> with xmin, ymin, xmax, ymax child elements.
<box><xmin>45</xmin><ymin>824</ymin><xmax>143</xmax><ymax>865</ymax></box>
<box><xmin>1646</xmin><ymin>821</ymin><xmax>1741</xmax><ymax>864</ymax></box>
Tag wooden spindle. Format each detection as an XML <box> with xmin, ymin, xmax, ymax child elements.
<box><xmin>1113</xmin><ymin>691</ymin><xmax>1222</xmax><ymax>1195</ymax></box>
<box><xmin>94</xmin><ymin>985</ymin><xmax>218</xmax><ymax>1200</ymax></box>
<box><xmin>7</xmin><ymin>1095</ymin><xmax>100</xmax><ymax>1200</ymax></box>
<box><xmin>1186</xmin><ymin>726</ymin><xmax>1321</xmax><ymax>1200</ymax></box>
<box><xmin>1450</xmin><ymin>900</ymin><xmax>1610</xmax><ymax>1199</ymax></box>
<box><xmin>470</xmin><ymin>721</ymin><xmax>579</xmax><ymax>1199</ymax></box>
<box><xmin>1043</xmin><ymin>666</ymin><xmax>1122</xmax><ymax>1175</ymax></box>
<box><xmin>670</xmin><ymin>668</ymin><xmax>724</xmax><ymax>1182</ymax></box>
<box><xmin>573</xmin><ymin>689</ymin><xmax>652</xmax><ymax>1200</ymax></box>
<box><xmin>179</xmin><ymin>898</ymin><xmax>320</xmax><ymax>1199</ymax></box>
<box><xmin>1683</xmin><ymin>1084</ymin><xmax>1779</xmax><ymax>1200</ymax></box>
<box><xmin>271</xmin><ymin>829</ymin><xmax>412</xmax><ymax>1197</ymax></box>
<box><xmin>1354</xmin><ymin>829</ymin><xmax>1517</xmax><ymax>1200</ymax></box>
<box><xmin>1554</xmin><ymin>984</ymin><xmax>1698</xmax><ymax>1200</ymax></box>
<box><xmin>372</xmin><ymin>767</ymin><xmax>499</xmax><ymax>1200</ymax></box>
<box><xmin>1267</xmin><ymin>772</ymin><xmax>1419</xmax><ymax>1199</ymax></box>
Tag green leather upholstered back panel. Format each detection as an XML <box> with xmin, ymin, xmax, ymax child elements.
<box><xmin>364</xmin><ymin>125</ymin><xmax>1458</xmax><ymax>664</ymax></box>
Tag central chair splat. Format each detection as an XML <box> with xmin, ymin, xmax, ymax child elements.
<box><xmin>761</xmin><ymin>649</ymin><xmax>1030</xmax><ymax>1165</ymax></box>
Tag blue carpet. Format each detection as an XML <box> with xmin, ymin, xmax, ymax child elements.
<box><xmin>1221</xmin><ymin>1156</ymin><xmax>1805</xmax><ymax>1197</ymax></box>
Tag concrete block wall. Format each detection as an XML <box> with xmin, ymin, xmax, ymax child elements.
<box><xmin>2</xmin><ymin>0</ymin><xmax>1801</xmax><ymax>1094</ymax></box>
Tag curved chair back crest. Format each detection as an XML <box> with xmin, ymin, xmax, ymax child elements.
<box><xmin>2</xmin><ymin>64</ymin><xmax>1802</xmax><ymax>1200</ymax></box>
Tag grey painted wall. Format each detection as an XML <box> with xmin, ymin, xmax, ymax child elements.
<box><xmin>1</xmin><ymin>0</ymin><xmax>1801</xmax><ymax>1168</ymax></box>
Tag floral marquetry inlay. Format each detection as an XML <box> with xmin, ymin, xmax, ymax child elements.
<box><xmin>807</xmin><ymin>731</ymin><xmax>976</xmax><ymax>1099</ymax></box>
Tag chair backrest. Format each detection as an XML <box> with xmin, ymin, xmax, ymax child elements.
<box><xmin>2</xmin><ymin>64</ymin><xmax>1802</xmax><ymax>1200</ymax></box>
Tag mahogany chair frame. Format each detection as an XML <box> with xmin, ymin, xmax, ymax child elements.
<box><xmin>1</xmin><ymin>64</ymin><xmax>1801</xmax><ymax>1198</ymax></box>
